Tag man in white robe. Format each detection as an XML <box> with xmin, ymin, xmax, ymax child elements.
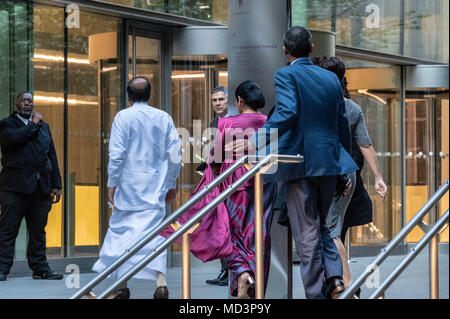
<box><xmin>92</xmin><ymin>77</ymin><xmax>181</xmax><ymax>299</ymax></box>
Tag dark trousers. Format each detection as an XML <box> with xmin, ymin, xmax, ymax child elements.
<box><xmin>220</xmin><ymin>258</ymin><xmax>227</xmax><ymax>272</ymax></box>
<box><xmin>0</xmin><ymin>189</ymin><xmax>52</xmax><ymax>274</ymax></box>
<box><xmin>286</xmin><ymin>176</ymin><xmax>342</xmax><ymax>299</ymax></box>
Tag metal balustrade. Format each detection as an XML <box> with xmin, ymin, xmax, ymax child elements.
<box><xmin>71</xmin><ymin>154</ymin><xmax>303</xmax><ymax>299</ymax></box>
<box><xmin>339</xmin><ymin>180</ymin><xmax>449</xmax><ymax>299</ymax></box>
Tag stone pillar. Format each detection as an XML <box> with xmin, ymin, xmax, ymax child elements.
<box><xmin>228</xmin><ymin>0</ymin><xmax>288</xmax><ymax>115</ymax></box>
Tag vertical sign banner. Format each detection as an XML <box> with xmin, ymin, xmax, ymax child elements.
<box><xmin>228</xmin><ymin>0</ymin><xmax>288</xmax><ymax>115</ymax></box>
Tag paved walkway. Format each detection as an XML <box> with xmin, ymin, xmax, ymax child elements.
<box><xmin>0</xmin><ymin>248</ymin><xmax>447</xmax><ymax>299</ymax></box>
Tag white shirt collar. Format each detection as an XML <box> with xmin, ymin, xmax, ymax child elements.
<box><xmin>132</xmin><ymin>101</ymin><xmax>149</xmax><ymax>107</ymax></box>
<box><xmin>16</xmin><ymin>113</ymin><xmax>31</xmax><ymax>125</ymax></box>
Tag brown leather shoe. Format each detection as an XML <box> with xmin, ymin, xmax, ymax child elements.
<box><xmin>153</xmin><ymin>286</ymin><xmax>169</xmax><ymax>299</ymax></box>
<box><xmin>326</xmin><ymin>278</ymin><xmax>345</xmax><ymax>299</ymax></box>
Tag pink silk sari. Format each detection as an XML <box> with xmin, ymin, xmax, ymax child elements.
<box><xmin>160</xmin><ymin>113</ymin><xmax>270</xmax><ymax>263</ymax></box>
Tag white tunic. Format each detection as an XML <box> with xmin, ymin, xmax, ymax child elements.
<box><xmin>93</xmin><ymin>102</ymin><xmax>181</xmax><ymax>280</ymax></box>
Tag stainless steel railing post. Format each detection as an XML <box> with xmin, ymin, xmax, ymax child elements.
<box><xmin>182</xmin><ymin>232</ymin><xmax>191</xmax><ymax>299</ymax></box>
<box><xmin>339</xmin><ymin>180</ymin><xmax>449</xmax><ymax>299</ymax></box>
<box><xmin>254</xmin><ymin>172</ymin><xmax>264</xmax><ymax>299</ymax></box>
<box><xmin>368</xmin><ymin>210</ymin><xmax>448</xmax><ymax>299</ymax></box>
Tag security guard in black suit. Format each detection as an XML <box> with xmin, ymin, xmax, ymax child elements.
<box><xmin>0</xmin><ymin>92</ymin><xmax>63</xmax><ymax>281</ymax></box>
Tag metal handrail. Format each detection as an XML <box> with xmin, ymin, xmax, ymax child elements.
<box><xmin>339</xmin><ymin>180</ymin><xmax>449</xmax><ymax>299</ymax></box>
<box><xmin>369</xmin><ymin>210</ymin><xmax>449</xmax><ymax>299</ymax></box>
<box><xmin>71</xmin><ymin>153</ymin><xmax>303</xmax><ymax>299</ymax></box>
<box><xmin>71</xmin><ymin>155</ymin><xmax>248</xmax><ymax>299</ymax></box>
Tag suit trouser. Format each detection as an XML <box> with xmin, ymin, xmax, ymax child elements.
<box><xmin>0</xmin><ymin>189</ymin><xmax>52</xmax><ymax>274</ymax></box>
<box><xmin>286</xmin><ymin>176</ymin><xmax>343</xmax><ymax>299</ymax></box>
<box><xmin>220</xmin><ymin>258</ymin><xmax>227</xmax><ymax>272</ymax></box>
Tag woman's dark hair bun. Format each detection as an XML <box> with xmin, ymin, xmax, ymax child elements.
<box><xmin>234</xmin><ymin>80</ymin><xmax>265</xmax><ymax>110</ymax></box>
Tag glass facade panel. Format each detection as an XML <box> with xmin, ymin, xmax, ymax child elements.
<box><xmin>0</xmin><ymin>0</ymin><xmax>34</xmax><ymax>260</ymax></box>
<box><xmin>67</xmin><ymin>12</ymin><xmax>122</xmax><ymax>256</ymax></box>
<box><xmin>339</xmin><ymin>57</ymin><xmax>402</xmax><ymax>246</ymax></box>
<box><xmin>335</xmin><ymin>0</ymin><xmax>402</xmax><ymax>55</ymax></box>
<box><xmin>292</xmin><ymin>0</ymin><xmax>402</xmax><ymax>55</ymax></box>
<box><xmin>103</xmin><ymin>0</ymin><xmax>227</xmax><ymax>24</ymax></box>
<box><xmin>404</xmin><ymin>0</ymin><xmax>449</xmax><ymax>63</ymax></box>
<box><xmin>291</xmin><ymin>0</ymin><xmax>333</xmax><ymax>31</ymax></box>
<box><xmin>292</xmin><ymin>0</ymin><xmax>449</xmax><ymax>62</ymax></box>
<box><xmin>0</xmin><ymin>1</ymin><xmax>33</xmax><ymax>120</ymax></box>
<box><xmin>33</xmin><ymin>4</ymin><xmax>65</xmax><ymax>257</ymax></box>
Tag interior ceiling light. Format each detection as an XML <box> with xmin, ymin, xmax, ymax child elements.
<box><xmin>357</xmin><ymin>89</ymin><xmax>387</xmax><ymax>105</ymax></box>
<box><xmin>171</xmin><ymin>74</ymin><xmax>205</xmax><ymax>79</ymax></box>
<box><xmin>33</xmin><ymin>53</ymin><xmax>91</xmax><ymax>65</ymax></box>
<box><xmin>34</xmin><ymin>95</ymin><xmax>98</xmax><ymax>106</ymax></box>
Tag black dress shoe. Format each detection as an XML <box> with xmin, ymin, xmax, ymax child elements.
<box><xmin>206</xmin><ymin>270</ymin><xmax>228</xmax><ymax>286</ymax></box>
<box><xmin>113</xmin><ymin>288</ymin><xmax>130</xmax><ymax>299</ymax></box>
<box><xmin>153</xmin><ymin>286</ymin><xmax>169</xmax><ymax>299</ymax></box>
<box><xmin>325</xmin><ymin>277</ymin><xmax>345</xmax><ymax>299</ymax></box>
<box><xmin>354</xmin><ymin>287</ymin><xmax>361</xmax><ymax>299</ymax></box>
<box><xmin>32</xmin><ymin>269</ymin><xmax>63</xmax><ymax>280</ymax></box>
<box><xmin>0</xmin><ymin>271</ymin><xmax>6</xmax><ymax>281</ymax></box>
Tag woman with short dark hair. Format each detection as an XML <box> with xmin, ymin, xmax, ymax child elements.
<box><xmin>162</xmin><ymin>80</ymin><xmax>277</xmax><ymax>299</ymax></box>
<box><xmin>318</xmin><ymin>57</ymin><xmax>387</xmax><ymax>297</ymax></box>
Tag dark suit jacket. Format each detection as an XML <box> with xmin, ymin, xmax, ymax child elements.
<box><xmin>195</xmin><ymin>117</ymin><xmax>220</xmax><ymax>172</ymax></box>
<box><xmin>0</xmin><ymin>112</ymin><xmax>62</xmax><ymax>195</ymax></box>
<box><xmin>251</xmin><ymin>58</ymin><xmax>358</xmax><ymax>182</ymax></box>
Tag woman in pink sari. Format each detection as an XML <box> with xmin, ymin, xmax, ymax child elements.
<box><xmin>161</xmin><ymin>80</ymin><xmax>277</xmax><ymax>298</ymax></box>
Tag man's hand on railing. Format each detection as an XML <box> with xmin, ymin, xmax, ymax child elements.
<box><xmin>165</xmin><ymin>189</ymin><xmax>177</xmax><ymax>204</ymax></box>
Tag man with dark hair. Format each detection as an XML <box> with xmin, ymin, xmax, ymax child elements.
<box><xmin>211</xmin><ymin>86</ymin><xmax>229</xmax><ymax>124</ymax></box>
<box><xmin>126</xmin><ymin>76</ymin><xmax>151</xmax><ymax>102</ymax></box>
<box><xmin>200</xmin><ymin>86</ymin><xmax>230</xmax><ymax>287</ymax></box>
<box><xmin>0</xmin><ymin>92</ymin><xmax>63</xmax><ymax>281</ymax></box>
<box><xmin>282</xmin><ymin>25</ymin><xmax>313</xmax><ymax>58</ymax></box>
<box><xmin>229</xmin><ymin>26</ymin><xmax>358</xmax><ymax>299</ymax></box>
<box><xmin>92</xmin><ymin>77</ymin><xmax>181</xmax><ymax>299</ymax></box>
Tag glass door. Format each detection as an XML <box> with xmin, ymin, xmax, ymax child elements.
<box><xmin>127</xmin><ymin>27</ymin><xmax>162</xmax><ymax>108</ymax></box>
<box><xmin>405</xmin><ymin>88</ymin><xmax>449</xmax><ymax>242</ymax></box>
<box><xmin>341</xmin><ymin>57</ymin><xmax>402</xmax><ymax>247</ymax></box>
<box><xmin>99</xmin><ymin>22</ymin><xmax>169</xmax><ymax>246</ymax></box>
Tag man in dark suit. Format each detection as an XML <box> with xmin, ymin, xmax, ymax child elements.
<box><xmin>229</xmin><ymin>27</ymin><xmax>358</xmax><ymax>298</ymax></box>
<box><xmin>0</xmin><ymin>92</ymin><xmax>63</xmax><ymax>281</ymax></box>
<box><xmin>199</xmin><ymin>86</ymin><xmax>230</xmax><ymax>287</ymax></box>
